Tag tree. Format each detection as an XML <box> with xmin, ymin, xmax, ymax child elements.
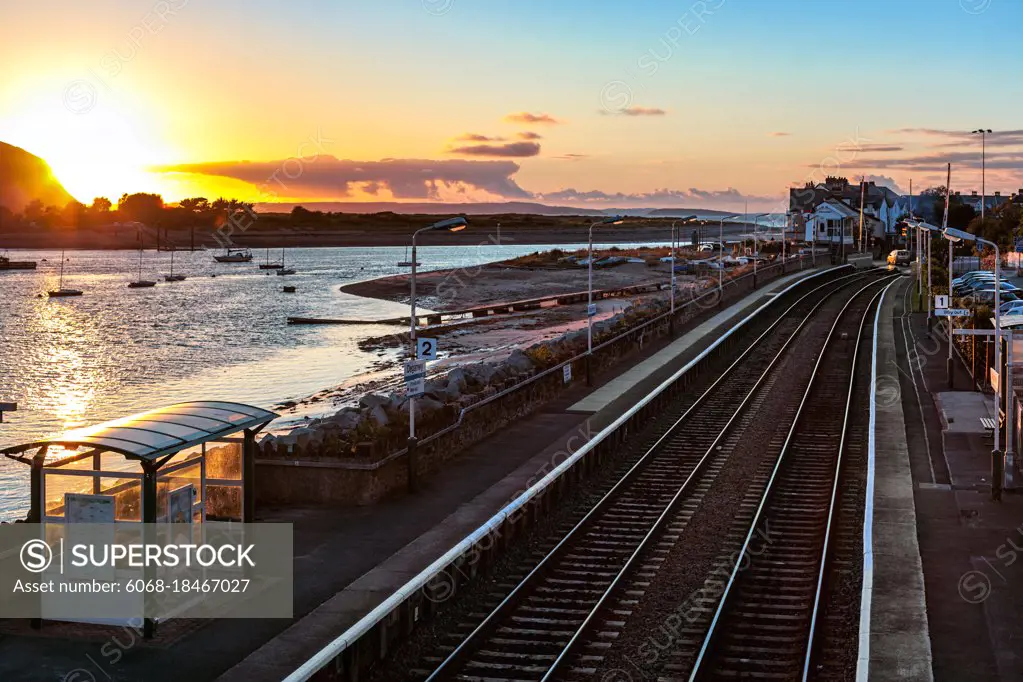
<box><xmin>117</xmin><ymin>193</ymin><xmax>164</xmax><ymax>225</ymax></box>
<box><xmin>91</xmin><ymin>197</ymin><xmax>112</xmax><ymax>213</ymax></box>
<box><xmin>23</xmin><ymin>199</ymin><xmax>45</xmax><ymax>223</ymax></box>
<box><xmin>179</xmin><ymin>197</ymin><xmax>209</xmax><ymax>214</ymax></box>
<box><xmin>62</xmin><ymin>201</ymin><xmax>87</xmax><ymax>228</ymax></box>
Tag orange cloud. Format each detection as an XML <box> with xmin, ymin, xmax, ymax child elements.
<box><xmin>505</xmin><ymin>112</ymin><xmax>560</xmax><ymax>125</ymax></box>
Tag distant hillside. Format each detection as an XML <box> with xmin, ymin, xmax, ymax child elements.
<box><xmin>254</xmin><ymin>201</ymin><xmax>607</xmax><ymax>216</ymax></box>
<box><xmin>0</xmin><ymin>142</ymin><xmax>75</xmax><ymax>211</ymax></box>
<box><xmin>253</xmin><ymin>201</ymin><xmax>747</xmax><ymax>219</ymax></box>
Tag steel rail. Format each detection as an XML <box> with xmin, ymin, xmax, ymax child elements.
<box><xmin>687</xmin><ymin>274</ymin><xmax>899</xmax><ymax>681</ymax></box>
<box><xmin>800</xmin><ymin>276</ymin><xmax>901</xmax><ymax>679</ymax></box>
<box><xmin>280</xmin><ymin>264</ymin><xmax>844</xmax><ymax>682</ymax></box>
<box><xmin>425</xmin><ymin>271</ymin><xmax>872</xmax><ymax>681</ymax></box>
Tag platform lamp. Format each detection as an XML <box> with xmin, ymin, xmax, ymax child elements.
<box><xmin>943</xmin><ymin>225</ymin><xmax>1011</xmax><ymax>497</ymax></box>
<box><xmin>717</xmin><ymin>214</ymin><xmax>740</xmax><ymax>296</ymax></box>
<box><xmin>670</xmin><ymin>215</ymin><xmax>698</xmax><ymax>334</ymax></box>
<box><xmin>407</xmin><ymin>216</ymin><xmax>468</xmax><ymax>493</ymax></box>
<box><xmin>750</xmin><ymin>213</ymin><xmax>769</xmax><ymax>287</ymax></box>
<box><xmin>587</xmin><ymin>215</ymin><xmax>625</xmax><ymax>386</ymax></box>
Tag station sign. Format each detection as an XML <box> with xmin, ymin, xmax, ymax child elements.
<box><xmin>417</xmin><ymin>337</ymin><xmax>438</xmax><ymax>361</ymax></box>
<box><xmin>934</xmin><ymin>295</ymin><xmax>949</xmax><ymax>310</ymax></box>
<box><xmin>404</xmin><ymin>359</ymin><xmax>426</xmax><ymax>397</ymax></box>
<box><xmin>563</xmin><ymin>364</ymin><xmax>572</xmax><ymax>384</ymax></box>
<box><xmin>935</xmin><ymin>308</ymin><xmax>970</xmax><ymax>317</ymax></box>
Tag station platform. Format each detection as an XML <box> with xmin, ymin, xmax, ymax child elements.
<box><xmin>887</xmin><ymin>275</ymin><xmax>1023</xmax><ymax>681</ymax></box>
<box><xmin>569</xmin><ymin>267</ymin><xmax>821</xmax><ymax>413</ymax></box>
<box><xmin>0</xmin><ymin>267</ymin><xmax>828</xmax><ymax>682</ymax></box>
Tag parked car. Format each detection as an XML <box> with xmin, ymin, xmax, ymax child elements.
<box><xmin>953</xmin><ymin>278</ymin><xmax>1017</xmax><ymax>297</ymax></box>
<box><xmin>1000</xmin><ymin>313</ymin><xmax>1023</xmax><ymax>329</ymax></box>
<box><xmin>887</xmin><ymin>249</ymin><xmax>911</xmax><ymax>266</ymax></box>
<box><xmin>999</xmin><ymin>300</ymin><xmax>1023</xmax><ymax>315</ymax></box>
<box><xmin>963</xmin><ymin>289</ymin><xmax>1021</xmax><ymax>306</ymax></box>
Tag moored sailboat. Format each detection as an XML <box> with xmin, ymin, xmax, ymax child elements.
<box><xmin>47</xmin><ymin>251</ymin><xmax>83</xmax><ymax>297</ymax></box>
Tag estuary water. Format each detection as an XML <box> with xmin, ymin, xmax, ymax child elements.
<box><xmin>0</xmin><ymin>241</ymin><xmax>657</xmax><ymax>519</ymax></box>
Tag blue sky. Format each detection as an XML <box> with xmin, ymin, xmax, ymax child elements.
<box><xmin>1</xmin><ymin>0</ymin><xmax>1020</xmax><ymax>208</ymax></box>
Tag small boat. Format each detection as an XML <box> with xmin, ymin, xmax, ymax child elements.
<box><xmin>283</xmin><ymin>285</ymin><xmax>297</xmax><ymax>293</ymax></box>
<box><xmin>275</xmin><ymin>248</ymin><xmax>296</xmax><ymax>276</ymax></box>
<box><xmin>128</xmin><ymin>239</ymin><xmax>157</xmax><ymax>288</ymax></box>
<box><xmin>397</xmin><ymin>246</ymin><xmax>421</xmax><ymax>267</ymax></box>
<box><xmin>0</xmin><ymin>252</ymin><xmax>37</xmax><ymax>270</ymax></box>
<box><xmin>164</xmin><ymin>249</ymin><xmax>186</xmax><ymax>282</ymax></box>
<box><xmin>47</xmin><ymin>250</ymin><xmax>83</xmax><ymax>297</ymax></box>
<box><xmin>259</xmin><ymin>248</ymin><xmax>283</xmax><ymax>270</ymax></box>
<box><xmin>214</xmin><ymin>248</ymin><xmax>253</xmax><ymax>263</ymax></box>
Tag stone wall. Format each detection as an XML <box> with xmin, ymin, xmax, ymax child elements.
<box><xmin>255</xmin><ymin>259</ymin><xmax>812</xmax><ymax>507</ymax></box>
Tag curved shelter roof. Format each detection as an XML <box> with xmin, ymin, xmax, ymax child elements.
<box><xmin>1</xmin><ymin>401</ymin><xmax>278</xmax><ymax>463</ymax></box>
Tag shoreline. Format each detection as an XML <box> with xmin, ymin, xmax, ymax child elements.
<box><xmin>0</xmin><ymin>222</ymin><xmax>772</xmax><ymax>251</ymax></box>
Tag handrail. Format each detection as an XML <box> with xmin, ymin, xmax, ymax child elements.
<box><xmin>350</xmin><ymin>257</ymin><xmax>812</xmax><ymax>470</ymax></box>
<box><xmin>281</xmin><ymin>261</ymin><xmax>840</xmax><ymax>682</ymax></box>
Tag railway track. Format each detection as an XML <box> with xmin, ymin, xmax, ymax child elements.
<box><xmin>413</xmin><ymin>270</ymin><xmax>894</xmax><ymax>682</ymax></box>
<box><xmin>682</xmin><ymin>276</ymin><xmax>895</xmax><ymax>681</ymax></box>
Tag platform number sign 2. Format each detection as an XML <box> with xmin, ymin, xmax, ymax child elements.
<box><xmin>417</xmin><ymin>337</ymin><xmax>438</xmax><ymax>361</ymax></box>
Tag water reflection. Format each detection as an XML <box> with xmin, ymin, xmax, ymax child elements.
<box><xmin>0</xmin><ymin>241</ymin><xmax>664</xmax><ymax>519</ymax></box>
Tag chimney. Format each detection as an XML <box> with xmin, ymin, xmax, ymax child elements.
<box><xmin>994</xmin><ymin>191</ymin><xmax>1001</xmax><ymax>197</ymax></box>
<box><xmin>972</xmin><ymin>190</ymin><xmax>978</xmax><ymax>196</ymax></box>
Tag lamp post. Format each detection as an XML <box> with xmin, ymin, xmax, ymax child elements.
<box><xmin>669</xmin><ymin>216</ymin><xmax>697</xmax><ymax>334</ymax></box>
<box><xmin>750</xmin><ymin>213</ymin><xmax>769</xmax><ymax>287</ymax></box>
<box><xmin>973</xmin><ymin>129</ymin><xmax>992</xmax><ymax>222</ymax></box>
<box><xmin>943</xmin><ymin>225</ymin><xmax>1010</xmax><ymax>495</ymax></box>
<box><xmin>407</xmin><ymin>216</ymin><xmax>468</xmax><ymax>492</ymax></box>
<box><xmin>587</xmin><ymin>215</ymin><xmax>625</xmax><ymax>386</ymax></box>
<box><xmin>718</xmin><ymin>214</ymin><xmax>740</xmax><ymax>295</ymax></box>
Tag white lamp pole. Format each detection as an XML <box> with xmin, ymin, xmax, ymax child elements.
<box><xmin>407</xmin><ymin>216</ymin><xmax>468</xmax><ymax>492</ymax></box>
<box><xmin>973</xmin><ymin>129</ymin><xmax>992</xmax><ymax>222</ymax></box>
<box><xmin>587</xmin><ymin>215</ymin><xmax>624</xmax><ymax>386</ymax></box>
<box><xmin>718</xmin><ymin>214</ymin><xmax>739</xmax><ymax>294</ymax></box>
<box><xmin>670</xmin><ymin>215</ymin><xmax>697</xmax><ymax>329</ymax></box>
<box><xmin>751</xmin><ymin>213</ymin><xmax>769</xmax><ymax>286</ymax></box>
<box><xmin>944</xmin><ymin>225</ymin><xmax>1009</xmax><ymax>494</ymax></box>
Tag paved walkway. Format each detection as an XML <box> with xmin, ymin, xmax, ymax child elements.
<box><xmin>865</xmin><ymin>276</ymin><xmax>933</xmax><ymax>680</ymax></box>
<box><xmin>569</xmin><ymin>267</ymin><xmax>820</xmax><ymax>412</ymax></box>
<box><xmin>892</xmin><ymin>275</ymin><xmax>1023</xmax><ymax>681</ymax></box>
<box><xmin>0</xmin><ymin>267</ymin><xmax>831</xmax><ymax>682</ymax></box>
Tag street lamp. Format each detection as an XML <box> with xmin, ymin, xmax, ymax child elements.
<box><xmin>717</xmin><ymin>214</ymin><xmax>740</xmax><ymax>294</ymax></box>
<box><xmin>670</xmin><ymin>215</ymin><xmax>698</xmax><ymax>332</ymax></box>
<box><xmin>973</xmin><ymin>129</ymin><xmax>993</xmax><ymax>222</ymax></box>
<box><xmin>911</xmin><ymin>220</ymin><xmax>941</xmax><ymax>325</ymax></box>
<box><xmin>407</xmin><ymin>216</ymin><xmax>468</xmax><ymax>492</ymax></box>
<box><xmin>750</xmin><ymin>213</ymin><xmax>769</xmax><ymax>287</ymax></box>
<box><xmin>587</xmin><ymin>215</ymin><xmax>625</xmax><ymax>386</ymax></box>
<box><xmin>943</xmin><ymin>225</ymin><xmax>1012</xmax><ymax>494</ymax></box>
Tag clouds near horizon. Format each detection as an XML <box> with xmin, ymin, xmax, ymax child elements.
<box><xmin>448</xmin><ymin>141</ymin><xmax>541</xmax><ymax>158</ymax></box>
<box><xmin>152</xmin><ymin>156</ymin><xmax>533</xmax><ymax>200</ymax></box>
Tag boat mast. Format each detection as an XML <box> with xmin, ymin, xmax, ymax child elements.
<box><xmin>58</xmin><ymin>250</ymin><xmax>66</xmax><ymax>289</ymax></box>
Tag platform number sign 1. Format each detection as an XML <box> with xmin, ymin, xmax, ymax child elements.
<box><xmin>935</xmin><ymin>295</ymin><xmax>949</xmax><ymax>310</ymax></box>
<box><xmin>417</xmin><ymin>337</ymin><xmax>438</xmax><ymax>361</ymax></box>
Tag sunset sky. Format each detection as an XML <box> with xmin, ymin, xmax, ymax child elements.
<box><xmin>2</xmin><ymin>0</ymin><xmax>1022</xmax><ymax>211</ymax></box>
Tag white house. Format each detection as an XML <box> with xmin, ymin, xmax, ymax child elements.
<box><xmin>802</xmin><ymin>197</ymin><xmax>892</xmax><ymax>245</ymax></box>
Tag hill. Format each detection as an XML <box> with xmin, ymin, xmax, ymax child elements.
<box><xmin>253</xmin><ymin>201</ymin><xmax>606</xmax><ymax>216</ymax></box>
<box><xmin>0</xmin><ymin>142</ymin><xmax>75</xmax><ymax>211</ymax></box>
